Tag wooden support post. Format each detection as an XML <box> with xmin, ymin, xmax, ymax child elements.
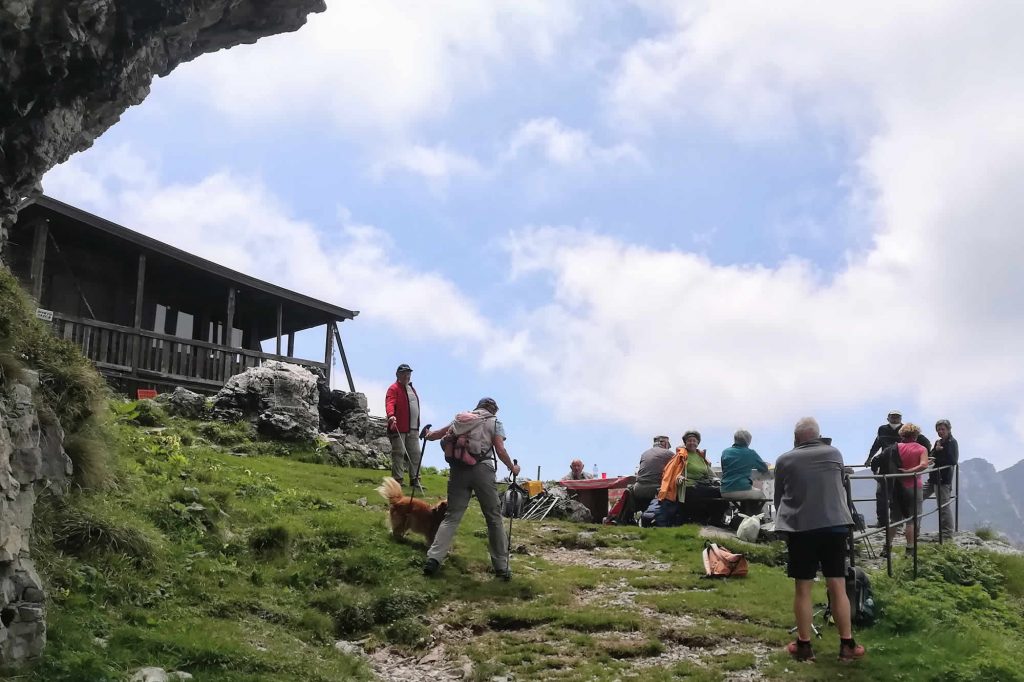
<box><xmin>332</xmin><ymin>321</ymin><xmax>355</xmax><ymax>392</ymax></box>
<box><xmin>224</xmin><ymin>287</ymin><xmax>237</xmax><ymax>379</ymax></box>
<box><xmin>275</xmin><ymin>303</ymin><xmax>283</xmax><ymax>356</ymax></box>
<box><xmin>225</xmin><ymin>287</ymin><xmax>236</xmax><ymax>347</ymax></box>
<box><xmin>131</xmin><ymin>254</ymin><xmax>146</xmax><ymax>375</ymax></box>
<box><xmin>287</xmin><ymin>332</ymin><xmax>295</xmax><ymax>357</ymax></box>
<box><xmin>29</xmin><ymin>219</ymin><xmax>49</xmax><ymax>302</ymax></box>
<box><xmin>324</xmin><ymin>320</ymin><xmax>335</xmax><ymax>388</ymax></box>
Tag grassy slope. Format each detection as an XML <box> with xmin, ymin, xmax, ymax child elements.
<box><xmin>19</xmin><ymin>404</ymin><xmax>1024</xmax><ymax>682</ymax></box>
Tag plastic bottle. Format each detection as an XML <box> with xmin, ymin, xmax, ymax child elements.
<box><xmin>592</xmin><ymin>463</ymin><xmax>599</xmax><ymax>478</ymax></box>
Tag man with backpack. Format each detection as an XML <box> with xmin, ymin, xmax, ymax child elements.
<box><xmin>421</xmin><ymin>397</ymin><xmax>521</xmax><ymax>580</ymax></box>
<box><xmin>776</xmin><ymin>417</ymin><xmax>865</xmax><ymax>663</ymax></box>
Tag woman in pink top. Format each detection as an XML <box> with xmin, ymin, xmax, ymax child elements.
<box><xmin>889</xmin><ymin>423</ymin><xmax>930</xmax><ymax>553</ymax></box>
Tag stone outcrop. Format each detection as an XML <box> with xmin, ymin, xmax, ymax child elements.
<box><xmin>212</xmin><ymin>361</ymin><xmax>320</xmax><ymax>441</ymax></box>
<box><xmin>154</xmin><ymin>387</ymin><xmax>207</xmax><ymax>420</ymax></box>
<box><xmin>0</xmin><ymin>0</ymin><xmax>326</xmax><ymax>237</ymax></box>
<box><xmin>0</xmin><ymin>371</ymin><xmax>72</xmax><ymax>665</ymax></box>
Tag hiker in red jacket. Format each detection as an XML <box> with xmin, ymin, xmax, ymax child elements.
<box><xmin>385</xmin><ymin>363</ymin><xmax>422</xmax><ymax>490</ymax></box>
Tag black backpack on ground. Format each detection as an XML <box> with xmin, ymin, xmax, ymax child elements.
<box><xmin>846</xmin><ymin>566</ymin><xmax>876</xmax><ymax>626</ymax></box>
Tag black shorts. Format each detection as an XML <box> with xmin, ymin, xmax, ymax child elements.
<box><xmin>786</xmin><ymin>530</ymin><xmax>848</xmax><ymax>580</ymax></box>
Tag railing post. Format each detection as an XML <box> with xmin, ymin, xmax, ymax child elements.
<box><xmin>954</xmin><ymin>464</ymin><xmax>959</xmax><ymax>533</ymax></box>
<box><xmin>937</xmin><ymin>465</ymin><xmax>944</xmax><ymax>546</ymax></box>
<box><xmin>131</xmin><ymin>254</ymin><xmax>146</xmax><ymax>377</ymax></box>
<box><xmin>913</xmin><ymin>480</ymin><xmax>919</xmax><ymax>580</ymax></box>
<box><xmin>882</xmin><ymin>473</ymin><xmax>892</xmax><ymax>577</ymax></box>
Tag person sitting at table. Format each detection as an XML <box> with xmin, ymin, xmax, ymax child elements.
<box><xmin>563</xmin><ymin>458</ymin><xmax>594</xmax><ymax>481</ymax></box>
<box><xmin>656</xmin><ymin>430</ymin><xmax>725</xmax><ymax>526</ymax></box>
<box><xmin>720</xmin><ymin>429</ymin><xmax>771</xmax><ymax>516</ymax></box>
<box><xmin>613</xmin><ymin>436</ymin><xmax>674</xmax><ymax>524</ymax></box>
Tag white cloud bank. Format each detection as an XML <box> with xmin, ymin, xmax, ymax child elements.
<box><xmin>489</xmin><ymin>1</ymin><xmax>1024</xmax><ymax>446</ymax></box>
<box><xmin>169</xmin><ymin>0</ymin><xmax>579</xmax><ymax>137</ymax></box>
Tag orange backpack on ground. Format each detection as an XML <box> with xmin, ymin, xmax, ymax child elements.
<box><xmin>701</xmin><ymin>541</ymin><xmax>749</xmax><ymax>578</ymax></box>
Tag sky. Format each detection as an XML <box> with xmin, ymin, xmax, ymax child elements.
<box><xmin>42</xmin><ymin>0</ymin><xmax>1024</xmax><ymax>478</ymax></box>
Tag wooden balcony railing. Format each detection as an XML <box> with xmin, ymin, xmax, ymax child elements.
<box><xmin>52</xmin><ymin>313</ymin><xmax>328</xmax><ymax>388</ymax></box>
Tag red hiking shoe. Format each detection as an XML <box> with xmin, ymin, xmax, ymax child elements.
<box><xmin>787</xmin><ymin>640</ymin><xmax>815</xmax><ymax>662</ymax></box>
<box><xmin>838</xmin><ymin>642</ymin><xmax>866</xmax><ymax>662</ymax></box>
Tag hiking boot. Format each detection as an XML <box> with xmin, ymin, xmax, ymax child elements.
<box><xmin>904</xmin><ymin>546</ymin><xmax>915</xmax><ymax>556</ymax></box>
<box><xmin>838</xmin><ymin>642</ymin><xmax>866</xmax><ymax>662</ymax></box>
<box><xmin>494</xmin><ymin>570</ymin><xmax>511</xmax><ymax>582</ymax></box>
<box><xmin>422</xmin><ymin>558</ymin><xmax>441</xmax><ymax>577</ymax></box>
<box><xmin>411</xmin><ymin>480</ymin><xmax>425</xmax><ymax>494</ymax></box>
<box><xmin>786</xmin><ymin>640</ymin><xmax>815</xmax><ymax>662</ymax></box>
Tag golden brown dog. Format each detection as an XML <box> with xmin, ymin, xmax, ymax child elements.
<box><xmin>376</xmin><ymin>477</ymin><xmax>448</xmax><ymax>544</ymax></box>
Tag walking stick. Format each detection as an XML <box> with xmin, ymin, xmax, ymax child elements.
<box><xmin>505</xmin><ymin>458</ymin><xmax>522</xmax><ymax>577</ymax></box>
<box><xmin>406</xmin><ymin>424</ymin><xmax>431</xmax><ymax>508</ymax></box>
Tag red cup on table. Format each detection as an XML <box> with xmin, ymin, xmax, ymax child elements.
<box><xmin>601</xmin><ymin>472</ymin><xmax>607</xmax><ymax>479</ymax></box>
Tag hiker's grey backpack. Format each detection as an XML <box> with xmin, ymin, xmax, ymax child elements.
<box><xmin>846</xmin><ymin>566</ymin><xmax>876</xmax><ymax>626</ymax></box>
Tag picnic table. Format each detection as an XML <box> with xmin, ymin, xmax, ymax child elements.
<box><xmin>560</xmin><ymin>476</ymin><xmax>635</xmax><ymax>523</ymax></box>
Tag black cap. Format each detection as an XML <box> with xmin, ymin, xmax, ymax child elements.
<box><xmin>396</xmin><ymin>364</ymin><xmax>413</xmax><ymax>373</ymax></box>
<box><xmin>476</xmin><ymin>397</ymin><xmax>498</xmax><ymax>412</ymax></box>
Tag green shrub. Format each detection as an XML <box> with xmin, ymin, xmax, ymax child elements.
<box><xmin>975</xmin><ymin>526</ymin><xmax>998</xmax><ymax>542</ymax></box>
<box><xmin>51</xmin><ymin>503</ymin><xmax>156</xmax><ymax>565</ymax></box>
<box><xmin>382</xmin><ymin>617</ymin><xmax>430</xmax><ymax>647</ymax></box>
<box><xmin>249</xmin><ymin>525</ymin><xmax>292</xmax><ymax>558</ymax></box>
<box><xmin>372</xmin><ymin>588</ymin><xmax>432</xmax><ymax>624</ymax></box>
<box><xmin>310</xmin><ymin>589</ymin><xmax>376</xmax><ymax>636</ymax></box>
<box><xmin>197</xmin><ymin>420</ymin><xmax>255</xmax><ymax>445</ymax></box>
<box><xmin>62</xmin><ymin>418</ymin><xmax>112</xmax><ymax>489</ymax></box>
<box><xmin>131</xmin><ymin>399</ymin><xmax>167</xmax><ymax>427</ymax></box>
<box><xmin>297</xmin><ymin>608</ymin><xmax>334</xmax><ymax>643</ymax></box>
<box><xmin>907</xmin><ymin>544</ymin><xmax>1004</xmax><ymax>597</ymax></box>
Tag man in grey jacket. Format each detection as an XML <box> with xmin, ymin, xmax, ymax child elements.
<box><xmin>775</xmin><ymin>417</ymin><xmax>865</xmax><ymax>663</ymax></box>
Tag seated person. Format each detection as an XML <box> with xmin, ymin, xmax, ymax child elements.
<box><xmin>615</xmin><ymin>436</ymin><xmax>674</xmax><ymax>524</ymax></box>
<box><xmin>632</xmin><ymin>435</ymin><xmax>675</xmax><ymax>511</ymax></box>
<box><xmin>720</xmin><ymin>429</ymin><xmax>771</xmax><ymax>515</ymax></box>
<box><xmin>656</xmin><ymin>430</ymin><xmax>726</xmax><ymax>526</ymax></box>
<box><xmin>563</xmin><ymin>458</ymin><xmax>594</xmax><ymax>481</ymax></box>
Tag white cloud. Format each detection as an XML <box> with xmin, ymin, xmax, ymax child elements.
<box><xmin>480</xmin><ymin>2</ymin><xmax>1024</xmax><ymax>459</ymax></box>
<box><xmin>504</xmin><ymin>117</ymin><xmax>643</xmax><ymax>167</ymax></box>
<box><xmin>42</xmin><ymin>145</ymin><xmax>489</xmax><ymax>343</ymax></box>
<box><xmin>371</xmin><ymin>144</ymin><xmax>483</xmax><ymax>189</ymax></box>
<box><xmin>168</xmin><ymin>1</ymin><xmax>579</xmax><ymax>137</ymax></box>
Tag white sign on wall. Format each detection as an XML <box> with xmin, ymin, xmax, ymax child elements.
<box><xmin>35</xmin><ymin>308</ymin><xmax>53</xmax><ymax>322</ymax></box>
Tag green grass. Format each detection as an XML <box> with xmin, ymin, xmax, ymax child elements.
<box><xmin>21</xmin><ymin>408</ymin><xmax>1024</xmax><ymax>681</ymax></box>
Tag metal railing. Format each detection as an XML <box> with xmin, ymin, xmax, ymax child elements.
<box><xmin>847</xmin><ymin>463</ymin><xmax>958</xmax><ymax>578</ymax></box>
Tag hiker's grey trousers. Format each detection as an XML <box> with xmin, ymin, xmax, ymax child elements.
<box><xmin>427</xmin><ymin>462</ymin><xmax>508</xmax><ymax>573</ymax></box>
<box><xmin>923</xmin><ymin>481</ymin><xmax>954</xmax><ymax>536</ymax></box>
<box><xmin>389</xmin><ymin>431</ymin><xmax>422</xmax><ymax>484</ymax></box>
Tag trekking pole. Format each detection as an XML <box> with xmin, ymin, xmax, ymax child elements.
<box><xmin>506</xmin><ymin>459</ymin><xmax>519</xmax><ymax>575</ymax></box>
<box><xmin>407</xmin><ymin>424</ymin><xmax>432</xmax><ymax>508</ymax></box>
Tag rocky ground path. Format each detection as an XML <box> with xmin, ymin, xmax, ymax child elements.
<box><xmin>342</xmin><ymin>537</ymin><xmax>773</xmax><ymax>682</ymax></box>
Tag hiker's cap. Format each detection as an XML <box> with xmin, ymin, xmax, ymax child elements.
<box><xmin>396</xmin><ymin>363</ymin><xmax>413</xmax><ymax>373</ymax></box>
<box><xmin>476</xmin><ymin>397</ymin><xmax>498</xmax><ymax>412</ymax></box>
<box><xmin>887</xmin><ymin>409</ymin><xmax>902</xmax><ymax>417</ymax></box>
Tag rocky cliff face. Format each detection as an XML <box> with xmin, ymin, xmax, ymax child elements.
<box><xmin>0</xmin><ymin>371</ymin><xmax>71</xmax><ymax>665</ymax></box>
<box><xmin>0</xmin><ymin>0</ymin><xmax>326</xmax><ymax>667</ymax></box>
<box><xmin>0</xmin><ymin>0</ymin><xmax>326</xmax><ymax>237</ymax></box>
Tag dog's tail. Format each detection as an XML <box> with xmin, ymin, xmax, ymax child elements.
<box><xmin>376</xmin><ymin>477</ymin><xmax>404</xmax><ymax>504</ymax></box>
